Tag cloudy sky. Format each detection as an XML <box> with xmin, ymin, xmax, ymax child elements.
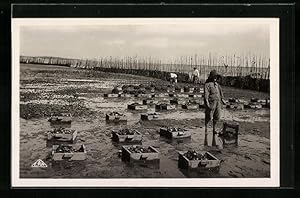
<box><xmin>20</xmin><ymin>22</ymin><xmax>270</xmax><ymax>61</ymax></box>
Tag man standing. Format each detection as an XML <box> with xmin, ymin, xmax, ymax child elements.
<box><xmin>204</xmin><ymin>70</ymin><xmax>226</xmax><ymax>146</ymax></box>
<box><xmin>192</xmin><ymin>67</ymin><xmax>200</xmax><ymax>84</ymax></box>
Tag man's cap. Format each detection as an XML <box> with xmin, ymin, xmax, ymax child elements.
<box><xmin>209</xmin><ymin>70</ymin><xmax>221</xmax><ymax>79</ymax></box>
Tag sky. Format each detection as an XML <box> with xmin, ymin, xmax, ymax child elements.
<box><xmin>20</xmin><ymin>23</ymin><xmax>270</xmax><ymax>62</ymax></box>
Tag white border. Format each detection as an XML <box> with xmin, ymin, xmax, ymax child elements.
<box><xmin>11</xmin><ymin>18</ymin><xmax>280</xmax><ymax>187</ymax></box>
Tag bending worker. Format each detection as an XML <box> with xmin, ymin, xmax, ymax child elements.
<box><xmin>204</xmin><ymin>70</ymin><xmax>226</xmax><ymax>146</ymax></box>
<box><xmin>169</xmin><ymin>72</ymin><xmax>178</xmax><ymax>84</ymax></box>
<box><xmin>192</xmin><ymin>67</ymin><xmax>200</xmax><ymax>84</ymax></box>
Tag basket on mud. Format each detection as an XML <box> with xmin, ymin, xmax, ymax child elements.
<box><xmin>51</xmin><ymin>144</ymin><xmax>87</xmax><ymax>161</ymax></box>
<box><xmin>178</xmin><ymin>150</ymin><xmax>221</xmax><ymax>172</ymax></box>
<box><xmin>160</xmin><ymin>127</ymin><xmax>191</xmax><ymax>139</ymax></box>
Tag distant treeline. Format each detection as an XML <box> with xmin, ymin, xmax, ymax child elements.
<box><xmin>20</xmin><ymin>55</ymin><xmax>270</xmax><ymax>92</ymax></box>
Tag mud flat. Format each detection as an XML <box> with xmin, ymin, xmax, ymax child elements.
<box><xmin>19</xmin><ymin>64</ymin><xmax>270</xmax><ymax>178</ymax></box>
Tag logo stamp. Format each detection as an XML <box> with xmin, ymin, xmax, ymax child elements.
<box><xmin>31</xmin><ymin>159</ymin><xmax>48</xmax><ymax>168</ymax></box>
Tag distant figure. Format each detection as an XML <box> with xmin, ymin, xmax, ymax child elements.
<box><xmin>169</xmin><ymin>72</ymin><xmax>178</xmax><ymax>84</ymax></box>
<box><xmin>204</xmin><ymin>70</ymin><xmax>226</xmax><ymax>147</ymax></box>
<box><xmin>192</xmin><ymin>67</ymin><xmax>200</xmax><ymax>84</ymax></box>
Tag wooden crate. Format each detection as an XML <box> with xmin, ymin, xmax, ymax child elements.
<box><xmin>188</xmin><ymin>94</ymin><xmax>203</xmax><ymax>98</ymax></box>
<box><xmin>157</xmin><ymin>99</ymin><xmax>171</xmax><ymax>105</ymax></box>
<box><xmin>252</xmin><ymin>99</ymin><xmax>270</xmax><ymax>108</ymax></box>
<box><xmin>118</xmin><ymin>93</ymin><xmax>133</xmax><ymax>98</ymax></box>
<box><xmin>128</xmin><ymin>103</ymin><xmax>148</xmax><ymax>110</ymax></box>
<box><xmin>166</xmin><ymin>88</ymin><xmax>175</xmax><ymax>93</ymax></box>
<box><xmin>121</xmin><ymin>145</ymin><xmax>159</xmax><ymax>163</ymax></box>
<box><xmin>104</xmin><ymin>93</ymin><xmax>119</xmax><ymax>98</ymax></box>
<box><xmin>244</xmin><ymin>103</ymin><xmax>263</xmax><ymax>109</ymax></box>
<box><xmin>251</xmin><ymin>98</ymin><xmax>270</xmax><ymax>103</ymax></box>
<box><xmin>184</xmin><ymin>87</ymin><xmax>195</xmax><ymax>93</ymax></box>
<box><xmin>263</xmin><ymin>102</ymin><xmax>270</xmax><ymax>108</ymax></box>
<box><xmin>155</xmin><ymin>104</ymin><xmax>176</xmax><ymax>111</ymax></box>
<box><xmin>257</xmin><ymin>99</ymin><xmax>270</xmax><ymax>104</ymax></box>
<box><xmin>51</xmin><ymin>144</ymin><xmax>86</xmax><ymax>161</ymax></box>
<box><xmin>196</xmin><ymin>99</ymin><xmax>205</xmax><ymax>108</ymax></box>
<box><xmin>189</xmin><ymin>98</ymin><xmax>204</xmax><ymax>104</ymax></box>
<box><xmin>182</xmin><ymin>103</ymin><xmax>199</xmax><ymax>110</ymax></box>
<box><xmin>142</xmin><ymin>99</ymin><xmax>158</xmax><ymax>105</ymax></box>
<box><xmin>175</xmin><ymin>88</ymin><xmax>184</xmax><ymax>93</ymax></box>
<box><xmin>228</xmin><ymin>98</ymin><xmax>249</xmax><ymax>105</ymax></box>
<box><xmin>112</xmin><ymin>86</ymin><xmax>123</xmax><ymax>93</ymax></box>
<box><xmin>160</xmin><ymin>127</ymin><xmax>191</xmax><ymax>139</ymax></box>
<box><xmin>170</xmin><ymin>98</ymin><xmax>187</xmax><ymax>105</ymax></box>
<box><xmin>135</xmin><ymin>93</ymin><xmax>152</xmax><ymax>98</ymax></box>
<box><xmin>152</xmin><ymin>93</ymin><xmax>169</xmax><ymax>98</ymax></box>
<box><xmin>228</xmin><ymin>98</ymin><xmax>240</xmax><ymax>103</ymax></box>
<box><xmin>250</xmin><ymin>98</ymin><xmax>258</xmax><ymax>102</ymax></box>
<box><xmin>47</xmin><ymin>128</ymin><xmax>77</xmax><ymax>142</ymax></box>
<box><xmin>106</xmin><ymin>113</ymin><xmax>127</xmax><ymax>123</ymax></box>
<box><xmin>226</xmin><ymin>103</ymin><xmax>244</xmax><ymax>110</ymax></box>
<box><xmin>112</xmin><ymin>130</ymin><xmax>142</xmax><ymax>143</ymax></box>
<box><xmin>220</xmin><ymin>122</ymin><xmax>239</xmax><ymax>145</ymax></box>
<box><xmin>178</xmin><ymin>151</ymin><xmax>220</xmax><ymax>171</ymax></box>
<box><xmin>48</xmin><ymin>116</ymin><xmax>72</xmax><ymax>126</ymax></box>
<box><xmin>176</xmin><ymin>93</ymin><xmax>189</xmax><ymax>98</ymax></box>
<box><xmin>141</xmin><ymin>113</ymin><xmax>159</xmax><ymax>121</ymax></box>
<box><xmin>194</xmin><ymin>88</ymin><xmax>204</xmax><ymax>94</ymax></box>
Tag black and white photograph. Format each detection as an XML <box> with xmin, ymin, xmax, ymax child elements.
<box><xmin>11</xmin><ymin>18</ymin><xmax>279</xmax><ymax>187</ymax></box>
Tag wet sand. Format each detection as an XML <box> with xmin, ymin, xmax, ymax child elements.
<box><xmin>19</xmin><ymin>64</ymin><xmax>270</xmax><ymax>178</ymax></box>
